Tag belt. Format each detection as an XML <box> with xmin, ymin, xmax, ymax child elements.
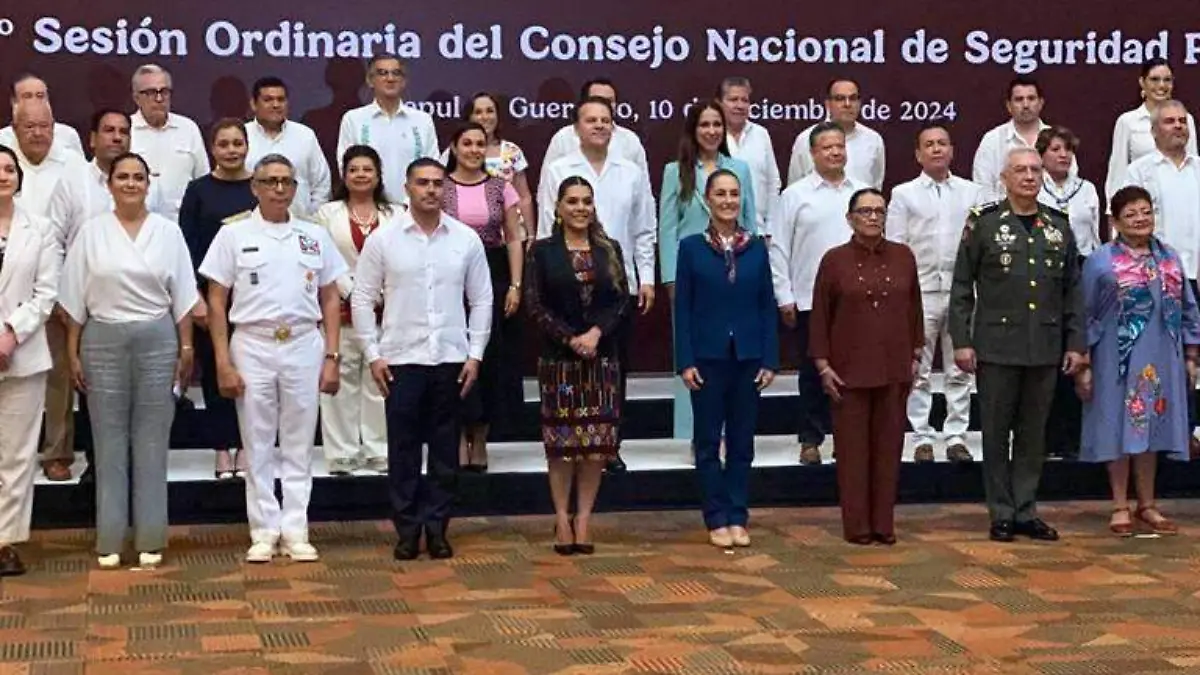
<box><xmin>237</xmin><ymin>322</ymin><xmax>318</xmax><ymax>342</ymax></box>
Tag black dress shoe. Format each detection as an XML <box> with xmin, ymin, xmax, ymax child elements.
<box><xmin>846</xmin><ymin>535</ymin><xmax>873</xmax><ymax>546</ymax></box>
<box><xmin>1014</xmin><ymin>518</ymin><xmax>1059</xmax><ymax>541</ymax></box>
<box><xmin>872</xmin><ymin>533</ymin><xmax>897</xmax><ymax>546</ymax></box>
<box><xmin>393</xmin><ymin>540</ymin><xmax>419</xmax><ymax>561</ymax></box>
<box><xmin>0</xmin><ymin>546</ymin><xmax>25</xmax><ymax>576</ymax></box>
<box><xmin>989</xmin><ymin>520</ymin><xmax>1015</xmax><ymax>542</ymax></box>
<box><xmin>426</xmin><ymin>536</ymin><xmax>454</xmax><ymax>560</ymax></box>
<box><xmin>604</xmin><ymin>456</ymin><xmax>627</xmax><ymax>474</ymax></box>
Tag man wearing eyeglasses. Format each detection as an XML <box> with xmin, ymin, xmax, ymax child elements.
<box><xmin>199</xmin><ymin>154</ymin><xmax>347</xmax><ymax>564</ymax></box>
<box><xmin>786</xmin><ymin>78</ymin><xmax>885</xmax><ymax>190</ymax></box>
<box><xmin>336</xmin><ymin>55</ymin><xmax>438</xmax><ymax>205</ymax></box>
<box><xmin>128</xmin><ymin>63</ymin><xmax>209</xmax><ymax>222</ymax></box>
<box><xmin>949</xmin><ymin>147</ymin><xmax>1085</xmax><ymax>544</ymax></box>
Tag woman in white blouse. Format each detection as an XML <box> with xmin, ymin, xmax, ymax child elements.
<box><xmin>0</xmin><ymin>145</ymin><xmax>59</xmax><ymax>577</ymax></box>
<box><xmin>60</xmin><ymin>152</ymin><xmax>200</xmax><ymax>570</ymax></box>
<box><xmin>1037</xmin><ymin>126</ymin><xmax>1101</xmax><ymax>255</ymax></box>
<box><xmin>1105</xmin><ymin>58</ymin><xmax>1198</xmax><ymax>204</ymax></box>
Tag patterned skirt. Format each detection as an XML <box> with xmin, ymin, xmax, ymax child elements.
<box><xmin>538</xmin><ymin>357</ymin><xmax>622</xmax><ymax>461</ymax></box>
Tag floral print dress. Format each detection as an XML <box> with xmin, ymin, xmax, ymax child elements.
<box><xmin>1081</xmin><ymin>238</ymin><xmax>1200</xmax><ymax>461</ymax></box>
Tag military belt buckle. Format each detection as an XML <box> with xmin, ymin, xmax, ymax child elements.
<box><xmin>273</xmin><ymin>325</ymin><xmax>291</xmax><ymax>342</ymax></box>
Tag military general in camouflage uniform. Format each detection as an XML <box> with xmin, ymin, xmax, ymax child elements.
<box><xmin>948</xmin><ymin>147</ymin><xmax>1086</xmax><ymax>543</ymax></box>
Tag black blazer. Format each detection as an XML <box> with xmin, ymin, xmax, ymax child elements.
<box><xmin>524</xmin><ymin>234</ymin><xmax>631</xmax><ymax>360</ymax></box>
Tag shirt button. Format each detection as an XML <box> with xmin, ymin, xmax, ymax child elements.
<box><xmin>1028</xmin><ymin>302</ymin><xmax>1037</xmax><ymax>310</ymax></box>
<box><xmin>1029</xmin><ymin>258</ymin><xmax>1035</xmax><ymax>265</ymax></box>
<box><xmin>1030</xmin><ymin>280</ymin><xmax>1037</xmax><ymax>288</ymax></box>
<box><xmin>1001</xmin><ymin>317</ymin><xmax>1008</xmax><ymax>323</ymax></box>
<box><xmin>1027</xmin><ymin>237</ymin><xmax>1034</xmax><ymax>244</ymax></box>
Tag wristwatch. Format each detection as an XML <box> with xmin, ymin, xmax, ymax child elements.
<box><xmin>324</xmin><ymin>352</ymin><xmax>341</xmax><ymax>364</ymax></box>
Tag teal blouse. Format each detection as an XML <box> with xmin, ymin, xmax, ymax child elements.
<box><xmin>658</xmin><ymin>155</ymin><xmax>757</xmax><ymax>284</ymax></box>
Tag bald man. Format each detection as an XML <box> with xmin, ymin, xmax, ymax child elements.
<box><xmin>0</xmin><ymin>73</ymin><xmax>83</xmax><ymax>155</ymax></box>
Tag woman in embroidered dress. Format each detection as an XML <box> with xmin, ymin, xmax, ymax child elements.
<box><xmin>1078</xmin><ymin>185</ymin><xmax>1200</xmax><ymax>536</ymax></box>
<box><xmin>524</xmin><ymin>176</ymin><xmax>629</xmax><ymax>555</ymax></box>
<box><xmin>442</xmin><ymin>123</ymin><xmax>523</xmax><ymax>472</ymax></box>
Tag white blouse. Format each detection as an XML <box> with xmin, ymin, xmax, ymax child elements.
<box><xmin>59</xmin><ymin>212</ymin><xmax>199</xmax><ymax>324</ymax></box>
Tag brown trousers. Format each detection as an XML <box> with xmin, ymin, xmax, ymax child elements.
<box><xmin>831</xmin><ymin>382</ymin><xmax>908</xmax><ymax>540</ymax></box>
<box><xmin>41</xmin><ymin>319</ymin><xmax>75</xmax><ymax>463</ymax></box>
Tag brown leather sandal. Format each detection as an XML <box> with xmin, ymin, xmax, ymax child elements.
<box><xmin>1135</xmin><ymin>505</ymin><xmax>1178</xmax><ymax>535</ymax></box>
<box><xmin>1110</xmin><ymin>507</ymin><xmax>1133</xmax><ymax>537</ymax></box>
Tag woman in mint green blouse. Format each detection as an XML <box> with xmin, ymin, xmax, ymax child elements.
<box><xmin>660</xmin><ymin>100</ymin><xmax>757</xmax><ymax>440</ymax></box>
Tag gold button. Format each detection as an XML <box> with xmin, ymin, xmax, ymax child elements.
<box><xmin>1030</xmin><ymin>280</ymin><xmax>1037</xmax><ymax>288</ymax></box>
<box><xmin>1001</xmin><ymin>317</ymin><xmax>1008</xmax><ymax>324</ymax></box>
<box><xmin>1027</xmin><ymin>237</ymin><xmax>1034</xmax><ymax>244</ymax></box>
<box><xmin>1028</xmin><ymin>302</ymin><xmax>1037</xmax><ymax>310</ymax></box>
<box><xmin>1029</xmin><ymin>258</ymin><xmax>1035</xmax><ymax>265</ymax></box>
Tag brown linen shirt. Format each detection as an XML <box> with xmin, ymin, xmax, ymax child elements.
<box><xmin>808</xmin><ymin>237</ymin><xmax>924</xmax><ymax>389</ymax></box>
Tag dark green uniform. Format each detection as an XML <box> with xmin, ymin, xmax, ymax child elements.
<box><xmin>948</xmin><ymin>200</ymin><xmax>1084</xmax><ymax>524</ymax></box>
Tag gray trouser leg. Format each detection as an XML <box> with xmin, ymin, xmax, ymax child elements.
<box><xmin>977</xmin><ymin>364</ymin><xmax>1022</xmax><ymax>523</ymax></box>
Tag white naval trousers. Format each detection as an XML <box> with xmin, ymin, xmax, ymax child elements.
<box><xmin>907</xmin><ymin>291</ymin><xmax>973</xmax><ymax>447</ymax></box>
<box><xmin>0</xmin><ymin>372</ymin><xmax>47</xmax><ymax>545</ymax></box>
<box><xmin>319</xmin><ymin>329</ymin><xmax>386</xmax><ymax>465</ymax></box>
<box><xmin>231</xmin><ymin>325</ymin><xmax>324</xmax><ymax>545</ymax></box>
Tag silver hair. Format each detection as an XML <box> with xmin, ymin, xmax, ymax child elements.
<box><xmin>131</xmin><ymin>64</ymin><xmax>172</xmax><ymax>91</ymax></box>
<box><xmin>253</xmin><ymin>153</ymin><xmax>295</xmax><ymax>174</ymax></box>
<box><xmin>1150</xmin><ymin>99</ymin><xmax>1188</xmax><ymax>127</ymax></box>
<box><xmin>1002</xmin><ymin>146</ymin><xmax>1040</xmax><ymax>170</ymax></box>
<box><xmin>718</xmin><ymin>76</ymin><xmax>752</xmax><ymax>98</ymax></box>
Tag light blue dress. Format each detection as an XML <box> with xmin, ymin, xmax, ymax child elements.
<box><xmin>659</xmin><ymin>155</ymin><xmax>757</xmax><ymax>439</ymax></box>
<box><xmin>1081</xmin><ymin>238</ymin><xmax>1200</xmax><ymax>462</ymax></box>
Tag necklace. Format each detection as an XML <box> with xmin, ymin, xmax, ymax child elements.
<box><xmin>349</xmin><ymin>203</ymin><xmax>377</xmax><ymax>233</ymax></box>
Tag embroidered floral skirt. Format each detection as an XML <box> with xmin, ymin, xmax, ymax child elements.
<box><xmin>538</xmin><ymin>357</ymin><xmax>621</xmax><ymax>461</ymax></box>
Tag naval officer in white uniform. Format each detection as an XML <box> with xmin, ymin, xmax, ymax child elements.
<box><xmin>198</xmin><ymin>154</ymin><xmax>347</xmax><ymax>564</ymax></box>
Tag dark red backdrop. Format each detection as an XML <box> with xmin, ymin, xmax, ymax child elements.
<box><xmin>0</xmin><ymin>2</ymin><xmax>1188</xmax><ymax>372</ymax></box>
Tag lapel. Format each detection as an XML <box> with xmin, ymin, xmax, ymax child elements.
<box><xmin>0</xmin><ymin>208</ymin><xmax>36</xmax><ymax>296</ymax></box>
<box><xmin>325</xmin><ymin>203</ymin><xmax>358</xmax><ymax>265</ymax></box>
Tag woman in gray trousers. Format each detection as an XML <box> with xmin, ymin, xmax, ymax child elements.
<box><xmin>59</xmin><ymin>153</ymin><xmax>200</xmax><ymax>569</ymax></box>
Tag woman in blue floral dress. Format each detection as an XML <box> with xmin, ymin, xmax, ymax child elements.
<box><xmin>1078</xmin><ymin>186</ymin><xmax>1200</xmax><ymax>536</ymax></box>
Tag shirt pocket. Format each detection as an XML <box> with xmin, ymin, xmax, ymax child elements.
<box><xmin>298</xmin><ymin>254</ymin><xmax>324</xmax><ymax>292</ymax></box>
<box><xmin>236</xmin><ymin>250</ymin><xmax>268</xmax><ymax>287</ymax></box>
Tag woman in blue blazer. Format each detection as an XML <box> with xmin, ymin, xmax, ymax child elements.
<box><xmin>674</xmin><ymin>169</ymin><xmax>778</xmax><ymax>548</ymax></box>
<box><xmin>660</xmin><ymin>100</ymin><xmax>757</xmax><ymax>440</ymax></box>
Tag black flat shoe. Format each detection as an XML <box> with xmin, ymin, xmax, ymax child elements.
<box><xmin>427</xmin><ymin>536</ymin><xmax>454</xmax><ymax>560</ymax></box>
<box><xmin>604</xmin><ymin>457</ymin><xmax>627</xmax><ymax>474</ymax></box>
<box><xmin>393</xmin><ymin>540</ymin><xmax>419</xmax><ymax>561</ymax></box>
<box><xmin>846</xmin><ymin>535</ymin><xmax>873</xmax><ymax>546</ymax></box>
<box><xmin>571</xmin><ymin>543</ymin><xmax>595</xmax><ymax>555</ymax></box>
<box><xmin>1014</xmin><ymin>518</ymin><xmax>1059</xmax><ymax>541</ymax></box>
<box><xmin>872</xmin><ymin>533</ymin><xmax>897</xmax><ymax>546</ymax></box>
<box><xmin>0</xmin><ymin>546</ymin><xmax>25</xmax><ymax>576</ymax></box>
<box><xmin>989</xmin><ymin>520</ymin><xmax>1016</xmax><ymax>542</ymax></box>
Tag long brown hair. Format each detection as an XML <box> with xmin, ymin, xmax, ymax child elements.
<box><xmin>676</xmin><ymin>100</ymin><xmax>731</xmax><ymax>206</ymax></box>
<box><xmin>553</xmin><ymin>176</ymin><xmax>627</xmax><ymax>294</ymax></box>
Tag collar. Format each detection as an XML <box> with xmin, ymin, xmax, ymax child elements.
<box><xmin>400</xmin><ymin>210</ymin><xmax>449</xmax><ymax>235</ymax></box>
<box><xmin>252</xmin><ymin>118</ymin><xmax>288</xmax><ymax>138</ymax></box>
<box><xmin>1151</xmin><ymin>149</ymin><xmax>1196</xmax><ymax>169</ymax></box>
<box><xmin>918</xmin><ymin>172</ymin><xmax>956</xmax><ymax>189</ymax></box>
<box><xmin>132</xmin><ymin>111</ymin><xmax>178</xmax><ymax>130</ymax></box>
<box><xmin>727</xmin><ymin>120</ymin><xmax>760</xmax><ymax>143</ymax></box>
<box><xmin>89</xmin><ymin>160</ymin><xmax>108</xmax><ymax>183</ymax></box>
<box><xmin>368</xmin><ymin>99</ymin><xmax>410</xmax><ymax>118</ymax></box>
<box><xmin>805</xmin><ymin>171</ymin><xmax>852</xmax><ymax>191</ymax></box>
<box><xmin>1135</xmin><ymin>103</ymin><xmax>1153</xmax><ymax>121</ymax></box>
<box><xmin>13</xmin><ymin>143</ymin><xmax>64</xmax><ymax>169</ymax></box>
<box><xmin>850</xmin><ymin>235</ymin><xmax>886</xmax><ymax>254</ymax></box>
<box><xmin>1003</xmin><ymin>119</ymin><xmax>1049</xmax><ymax>145</ymax></box>
<box><xmin>253</xmin><ymin>207</ymin><xmax>295</xmax><ymax>237</ymax></box>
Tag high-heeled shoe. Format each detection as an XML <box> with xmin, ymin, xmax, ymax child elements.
<box><xmin>571</xmin><ymin>516</ymin><xmax>594</xmax><ymax>555</ymax></box>
<box><xmin>553</xmin><ymin>521</ymin><xmax>574</xmax><ymax>556</ymax></box>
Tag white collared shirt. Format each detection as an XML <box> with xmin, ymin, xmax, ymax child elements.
<box><xmin>351</xmin><ymin>211</ymin><xmax>492</xmax><ymax>366</ymax></box>
<box><xmin>12</xmin><ymin>143</ymin><xmax>88</xmax><ymax>218</ymax></box>
<box><xmin>727</xmin><ymin>120</ymin><xmax>781</xmax><ymax>232</ymax></box>
<box><xmin>786</xmin><ymin>121</ymin><xmax>885</xmax><ymax>189</ymax></box>
<box><xmin>0</xmin><ymin>123</ymin><xmax>84</xmax><ymax>156</ymax></box>
<box><xmin>47</xmin><ymin>159</ymin><xmax>167</xmax><ymax>253</ymax></box>
<box><xmin>540</xmin><ymin>123</ymin><xmax>648</xmax><ymax>193</ymax></box>
<box><xmin>972</xmin><ymin>119</ymin><xmax>1079</xmax><ymax>202</ymax></box>
<box><xmin>246</xmin><ymin>119</ymin><xmax>332</xmax><ymax>217</ymax></box>
<box><xmin>1125</xmin><ymin>150</ymin><xmax>1200</xmax><ymax>278</ymax></box>
<box><xmin>336</xmin><ymin>100</ymin><xmax>439</xmax><ymax>205</ymax></box>
<box><xmin>314</xmin><ymin>199</ymin><xmax>405</xmax><ymax>300</ymax></box>
<box><xmin>768</xmin><ymin>172</ymin><xmax>866</xmax><ymax>311</ymax></box>
<box><xmin>887</xmin><ymin>173</ymin><xmax>984</xmax><ymax>293</ymax></box>
<box><xmin>1038</xmin><ymin>175</ymin><xmax>1101</xmax><ymax>256</ymax></box>
<box><xmin>59</xmin><ymin>212</ymin><xmax>198</xmax><ymax>325</ymax></box>
<box><xmin>536</xmin><ymin>149</ymin><xmax>657</xmax><ymax>293</ymax></box>
<box><xmin>130</xmin><ymin>111</ymin><xmax>210</xmax><ymax>222</ymax></box>
<box><xmin>1105</xmin><ymin>104</ymin><xmax>1199</xmax><ymax>204</ymax></box>
<box><xmin>198</xmin><ymin>208</ymin><xmax>348</xmax><ymax>326</ymax></box>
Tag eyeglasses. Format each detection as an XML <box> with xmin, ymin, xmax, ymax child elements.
<box><xmin>137</xmin><ymin>87</ymin><xmax>172</xmax><ymax>99</ymax></box>
<box><xmin>254</xmin><ymin>177</ymin><xmax>297</xmax><ymax>189</ymax></box>
<box><xmin>851</xmin><ymin>207</ymin><xmax>887</xmax><ymax>218</ymax></box>
<box><xmin>373</xmin><ymin>68</ymin><xmax>405</xmax><ymax>79</ymax></box>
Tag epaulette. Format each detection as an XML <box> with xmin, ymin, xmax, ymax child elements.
<box><xmin>968</xmin><ymin>200</ymin><xmax>1003</xmax><ymax>219</ymax></box>
<box><xmin>221</xmin><ymin>210</ymin><xmax>252</xmax><ymax>225</ymax></box>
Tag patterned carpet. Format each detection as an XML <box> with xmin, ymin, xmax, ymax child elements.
<box><xmin>3</xmin><ymin>502</ymin><xmax>1200</xmax><ymax>674</ymax></box>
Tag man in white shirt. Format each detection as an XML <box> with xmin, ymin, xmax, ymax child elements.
<box><xmin>247</xmin><ymin>76</ymin><xmax>331</xmax><ymax>218</ymax></box>
<box><xmin>128</xmin><ymin>63</ymin><xmax>210</xmax><ymax>222</ymax></box>
<box><xmin>199</xmin><ymin>154</ymin><xmax>346</xmax><ymax>564</ymax></box>
<box><xmin>537</xmin><ymin>97</ymin><xmax>657</xmax><ymax>474</ymax></box>
<box><xmin>719</xmin><ymin>76</ymin><xmax>781</xmax><ymax>232</ymax></box>
<box><xmin>787</xmin><ymin>78</ymin><xmax>885</xmax><ymax>189</ymax></box>
<box><xmin>1124</xmin><ymin>99</ymin><xmax>1200</xmax><ymax>457</ymax></box>
<box><xmin>0</xmin><ymin>73</ymin><xmax>84</xmax><ymax>155</ymax></box>
<box><xmin>887</xmin><ymin>123</ymin><xmax>983</xmax><ymax>464</ymax></box>
<box><xmin>972</xmin><ymin>77</ymin><xmax>1076</xmax><ymax>202</ymax></box>
<box><xmin>336</xmin><ymin>56</ymin><xmax>438</xmax><ymax>205</ymax></box>
<box><xmin>770</xmin><ymin>121</ymin><xmax>866</xmax><ymax>465</ymax></box>
<box><xmin>353</xmin><ymin>157</ymin><xmax>492</xmax><ymax>562</ymax></box>
<box><xmin>10</xmin><ymin>99</ymin><xmax>88</xmax><ymax>482</ymax></box>
<box><xmin>540</xmin><ymin>78</ymin><xmax>649</xmax><ymax>191</ymax></box>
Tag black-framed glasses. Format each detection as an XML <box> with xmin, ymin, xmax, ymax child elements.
<box><xmin>254</xmin><ymin>177</ymin><xmax>297</xmax><ymax>189</ymax></box>
<box><xmin>373</xmin><ymin>68</ymin><xmax>405</xmax><ymax>79</ymax></box>
<box><xmin>137</xmin><ymin>87</ymin><xmax>172</xmax><ymax>99</ymax></box>
<box><xmin>851</xmin><ymin>207</ymin><xmax>887</xmax><ymax>218</ymax></box>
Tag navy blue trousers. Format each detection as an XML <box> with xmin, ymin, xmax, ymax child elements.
<box><xmin>691</xmin><ymin>357</ymin><xmax>762</xmax><ymax>529</ymax></box>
